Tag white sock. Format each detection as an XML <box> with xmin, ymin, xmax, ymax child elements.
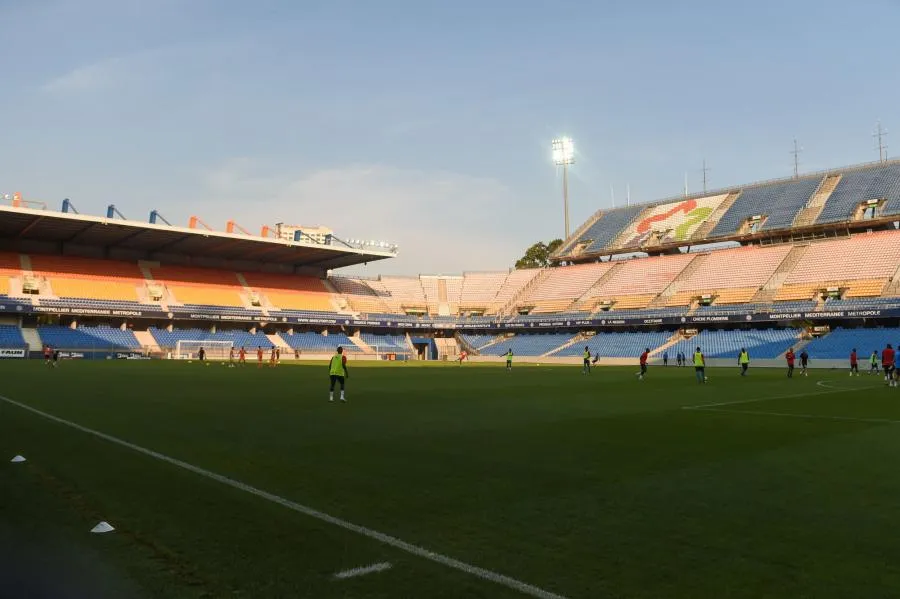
<box><xmin>329</xmin><ymin>392</ymin><xmax>333</xmax><ymax>400</ymax></box>
<box><xmin>341</xmin><ymin>391</ymin><xmax>345</xmax><ymax>400</ymax></box>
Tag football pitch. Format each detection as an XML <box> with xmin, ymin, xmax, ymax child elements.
<box><xmin>3</xmin><ymin>360</ymin><xmax>900</xmax><ymax>598</ymax></box>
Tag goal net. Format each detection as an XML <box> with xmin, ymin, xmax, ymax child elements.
<box><xmin>370</xmin><ymin>345</ymin><xmax>413</xmax><ymax>362</ymax></box>
<box><xmin>174</xmin><ymin>340</ymin><xmax>233</xmax><ymax>360</ymax></box>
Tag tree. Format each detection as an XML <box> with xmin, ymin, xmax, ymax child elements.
<box><xmin>515</xmin><ymin>239</ymin><xmax>564</xmax><ymax>269</ymax></box>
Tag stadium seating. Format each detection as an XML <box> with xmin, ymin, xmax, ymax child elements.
<box><xmin>817</xmin><ymin>163</ymin><xmax>900</xmax><ymax>224</ymax></box>
<box><xmin>577</xmin><ymin>254</ymin><xmax>696</xmax><ymax>311</ymax></box>
<box><xmin>669</xmin><ymin>329</ymin><xmax>801</xmax><ymax>359</ymax></box>
<box><xmin>552</xmin><ymin>331</ymin><xmax>672</xmax><ymax>358</ymax></box>
<box><xmin>775</xmin><ymin>231</ymin><xmax>900</xmax><ymax>300</ymax></box>
<box><xmin>666</xmin><ymin>245</ymin><xmax>793</xmax><ymax>306</ymax></box>
<box><xmin>0</xmin><ymin>324</ymin><xmax>27</xmax><ymax>348</ymax></box>
<box><xmin>483</xmin><ymin>334</ymin><xmax>575</xmax><ymax>357</ymax></box>
<box><xmin>360</xmin><ymin>333</ymin><xmax>408</xmax><ymax>352</ymax></box>
<box><xmin>150</xmin><ymin>265</ymin><xmax>244</xmax><ymax>307</ymax></box>
<box><xmin>459</xmin><ymin>272</ymin><xmax>510</xmax><ymax>310</ymax></box>
<box><xmin>148</xmin><ymin>327</ymin><xmax>273</xmax><ymax>350</ymax></box>
<box><xmin>459</xmin><ymin>334</ymin><xmax>500</xmax><ymax>350</ymax></box>
<box><xmin>277</xmin><ymin>331</ymin><xmax>360</xmax><ymax>352</ymax></box>
<box><xmin>821</xmin><ymin>297</ymin><xmax>900</xmax><ymax>310</ymax></box>
<box><xmin>575</xmin><ymin>205</ymin><xmax>644</xmax><ymax>252</ymax></box>
<box><xmin>30</xmin><ymin>255</ymin><xmax>143</xmax><ymax>302</ymax></box>
<box><xmin>710</xmin><ymin>177</ymin><xmax>822</xmax><ymax>236</ymax></box>
<box><xmin>242</xmin><ymin>272</ymin><xmax>333</xmax><ymax>312</ymax></box>
<box><xmin>330</xmin><ymin>277</ymin><xmax>391</xmax><ymax>314</ymax></box>
<box><xmin>37</xmin><ymin>325</ymin><xmax>140</xmax><ymax>350</ymax></box>
<box><xmin>0</xmin><ymin>253</ymin><xmax>21</xmax><ymax>296</ymax></box>
<box><xmin>803</xmin><ymin>327</ymin><xmax>900</xmax><ymax>359</ymax></box>
<box><xmin>518</xmin><ymin>263</ymin><xmax>613</xmax><ymax>313</ymax></box>
<box><xmin>488</xmin><ymin>269</ymin><xmax>542</xmax><ymax>313</ymax></box>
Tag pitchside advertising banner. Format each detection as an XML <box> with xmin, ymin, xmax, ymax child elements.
<box><xmin>1</xmin><ymin>299</ymin><xmax>898</xmax><ymax>329</ymax></box>
<box><xmin>0</xmin><ymin>348</ymin><xmax>26</xmax><ymax>358</ymax></box>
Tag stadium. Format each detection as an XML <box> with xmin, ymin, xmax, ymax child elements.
<box><xmin>5</xmin><ymin>4</ymin><xmax>900</xmax><ymax>597</ymax></box>
<box><xmin>3</xmin><ymin>155</ymin><xmax>900</xmax><ymax>598</ymax></box>
<box><xmin>1</xmin><ymin>158</ymin><xmax>898</xmax><ymax>365</ymax></box>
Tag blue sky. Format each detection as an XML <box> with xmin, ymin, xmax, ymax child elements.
<box><xmin>2</xmin><ymin>0</ymin><xmax>898</xmax><ymax>275</ymax></box>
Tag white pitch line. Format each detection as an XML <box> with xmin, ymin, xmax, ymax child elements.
<box><xmin>681</xmin><ymin>380</ymin><xmax>878</xmax><ymax>410</ymax></box>
<box><xmin>334</xmin><ymin>561</ymin><xmax>393</xmax><ymax>580</ymax></box>
<box><xmin>0</xmin><ymin>394</ymin><xmax>567</xmax><ymax>599</ymax></box>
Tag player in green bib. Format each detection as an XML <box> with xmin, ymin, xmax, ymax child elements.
<box><xmin>506</xmin><ymin>349</ymin><xmax>513</xmax><ymax>372</ymax></box>
<box><xmin>738</xmin><ymin>348</ymin><xmax>750</xmax><ymax>376</ymax></box>
<box><xmin>328</xmin><ymin>346</ymin><xmax>349</xmax><ymax>402</ymax></box>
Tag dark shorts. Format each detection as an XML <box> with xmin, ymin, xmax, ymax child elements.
<box><xmin>330</xmin><ymin>375</ymin><xmax>346</xmax><ymax>387</ymax></box>
<box><xmin>640</xmin><ymin>363</ymin><xmax>647</xmax><ymax>374</ymax></box>
<box><xmin>885</xmin><ymin>365</ymin><xmax>895</xmax><ymax>376</ymax></box>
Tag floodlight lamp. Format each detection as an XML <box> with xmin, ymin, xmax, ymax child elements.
<box><xmin>551</xmin><ymin>137</ymin><xmax>575</xmax><ymax>165</ymax></box>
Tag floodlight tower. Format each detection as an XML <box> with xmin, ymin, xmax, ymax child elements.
<box><xmin>552</xmin><ymin>137</ymin><xmax>575</xmax><ymax>239</ymax></box>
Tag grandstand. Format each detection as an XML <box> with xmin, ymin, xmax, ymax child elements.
<box><xmin>0</xmin><ymin>158</ymin><xmax>898</xmax><ymax>363</ymax></box>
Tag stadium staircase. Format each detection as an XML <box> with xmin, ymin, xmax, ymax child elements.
<box><xmin>647</xmin><ymin>253</ymin><xmax>709</xmax><ymax>308</ymax></box>
<box><xmin>884</xmin><ymin>264</ymin><xmax>900</xmax><ymax>297</ymax></box>
<box><xmin>434</xmin><ymin>337</ymin><xmax>459</xmax><ymax>359</ymax></box>
<box><xmin>20</xmin><ymin>327</ymin><xmax>42</xmax><ymax>352</ymax></box>
<box><xmin>556</xmin><ymin>208</ymin><xmax>605</xmax><ymax>256</ymax></box>
<box><xmin>266</xmin><ymin>333</ymin><xmax>293</xmax><ymax>351</ymax></box>
<box><xmin>690</xmin><ymin>191</ymin><xmax>741</xmax><ymax>240</ymax></box>
<box><xmin>574</xmin><ymin>262</ymin><xmax>624</xmax><ymax>312</ymax></box>
<box><xmin>347</xmin><ymin>335</ymin><xmax>374</xmax><ymax>354</ymax></box>
<box><xmin>649</xmin><ymin>331</ymin><xmax>685</xmax><ymax>357</ymax></box>
<box><xmin>437</xmin><ymin>278</ymin><xmax>451</xmax><ymax>317</ymax></box>
<box><xmin>322</xmin><ymin>279</ymin><xmax>355</xmax><ymax>314</ymax></box>
<box><xmin>475</xmin><ymin>335</ymin><xmax>508</xmax><ymax>353</ymax></box>
<box><xmin>750</xmin><ymin>244</ymin><xmax>810</xmax><ymax>303</ymax></box>
<box><xmin>542</xmin><ymin>333</ymin><xmax>583</xmax><ymax>357</ymax></box>
<box><xmin>498</xmin><ymin>269</ymin><xmax>552</xmax><ymax>316</ymax></box>
<box><xmin>234</xmin><ymin>273</ymin><xmax>269</xmax><ymax>315</ymax></box>
<box><xmin>792</xmin><ymin>174</ymin><xmax>842</xmax><ymax>227</ymax></box>
<box><xmin>133</xmin><ymin>330</ymin><xmax>161</xmax><ymax>353</ymax></box>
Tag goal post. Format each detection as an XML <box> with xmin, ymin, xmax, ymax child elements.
<box><xmin>174</xmin><ymin>340</ymin><xmax>233</xmax><ymax>360</ymax></box>
<box><xmin>371</xmin><ymin>344</ymin><xmax>413</xmax><ymax>362</ymax></box>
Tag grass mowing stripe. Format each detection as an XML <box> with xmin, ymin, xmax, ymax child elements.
<box><xmin>687</xmin><ymin>408</ymin><xmax>900</xmax><ymax>425</ymax></box>
<box><xmin>0</xmin><ymin>393</ymin><xmax>569</xmax><ymax>599</ymax></box>
<box><xmin>681</xmin><ymin>380</ymin><xmax>880</xmax><ymax>409</ymax></box>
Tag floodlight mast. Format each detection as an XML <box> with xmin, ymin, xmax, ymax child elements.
<box><xmin>552</xmin><ymin>137</ymin><xmax>575</xmax><ymax>239</ymax></box>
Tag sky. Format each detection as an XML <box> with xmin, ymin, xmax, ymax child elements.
<box><xmin>2</xmin><ymin>0</ymin><xmax>899</xmax><ymax>275</ymax></box>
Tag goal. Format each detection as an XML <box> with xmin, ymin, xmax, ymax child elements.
<box><xmin>174</xmin><ymin>340</ymin><xmax>233</xmax><ymax>360</ymax></box>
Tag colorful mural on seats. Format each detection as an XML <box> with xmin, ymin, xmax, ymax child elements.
<box><xmin>618</xmin><ymin>194</ymin><xmax>728</xmax><ymax>248</ymax></box>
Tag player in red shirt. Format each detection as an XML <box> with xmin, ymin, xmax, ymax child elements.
<box><xmin>43</xmin><ymin>345</ymin><xmax>52</xmax><ymax>367</ymax></box>
<box><xmin>238</xmin><ymin>346</ymin><xmax>246</xmax><ymax>365</ymax></box>
<box><xmin>785</xmin><ymin>348</ymin><xmax>796</xmax><ymax>378</ymax></box>
<box><xmin>228</xmin><ymin>346</ymin><xmax>236</xmax><ymax>368</ymax></box>
<box><xmin>882</xmin><ymin>344</ymin><xmax>896</xmax><ymax>387</ymax></box>
<box><xmin>269</xmin><ymin>347</ymin><xmax>277</xmax><ymax>368</ymax></box>
<box><xmin>638</xmin><ymin>348</ymin><xmax>649</xmax><ymax>381</ymax></box>
<box><xmin>849</xmin><ymin>348</ymin><xmax>858</xmax><ymax>376</ymax></box>
<box><xmin>457</xmin><ymin>350</ymin><xmax>468</xmax><ymax>365</ymax></box>
<box><xmin>256</xmin><ymin>346</ymin><xmax>264</xmax><ymax>368</ymax></box>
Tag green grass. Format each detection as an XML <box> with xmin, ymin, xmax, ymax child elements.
<box><xmin>2</xmin><ymin>360</ymin><xmax>900</xmax><ymax>598</ymax></box>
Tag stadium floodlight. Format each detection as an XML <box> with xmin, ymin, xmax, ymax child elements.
<box><xmin>551</xmin><ymin>137</ymin><xmax>575</xmax><ymax>239</ymax></box>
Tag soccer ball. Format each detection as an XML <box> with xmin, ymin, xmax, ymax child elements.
<box><xmin>705</xmin><ymin>376</ymin><xmax>709</xmax><ymax>381</ymax></box>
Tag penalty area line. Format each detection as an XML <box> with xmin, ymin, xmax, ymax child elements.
<box><xmin>0</xmin><ymin>394</ymin><xmax>568</xmax><ymax>599</ymax></box>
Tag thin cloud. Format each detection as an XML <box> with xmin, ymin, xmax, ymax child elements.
<box><xmin>197</xmin><ymin>162</ymin><xmax>523</xmax><ymax>275</ymax></box>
